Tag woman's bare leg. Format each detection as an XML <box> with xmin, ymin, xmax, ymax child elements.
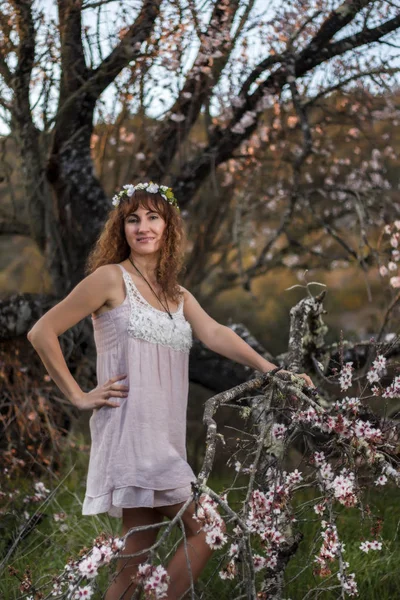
<box><xmin>154</xmin><ymin>499</ymin><xmax>226</xmax><ymax>600</ymax></box>
<box><xmin>105</xmin><ymin>507</ymin><xmax>164</xmax><ymax>600</ymax></box>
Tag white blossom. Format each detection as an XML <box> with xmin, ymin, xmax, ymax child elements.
<box><xmin>272</xmin><ymin>423</ymin><xmax>287</xmax><ymax>440</ymax></box>
<box><xmin>374</xmin><ymin>474</ymin><xmax>387</xmax><ymax>486</ymax></box>
<box><xmin>360</xmin><ymin>540</ymin><xmax>382</xmax><ymax>553</ymax></box>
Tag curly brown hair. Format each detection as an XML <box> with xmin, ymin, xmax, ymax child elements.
<box><xmin>85</xmin><ymin>189</ymin><xmax>187</xmax><ymax>304</ymax></box>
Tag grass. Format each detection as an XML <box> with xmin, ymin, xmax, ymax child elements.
<box><xmin>284</xmin><ymin>484</ymin><xmax>400</xmax><ymax>599</ymax></box>
<box><xmin>1</xmin><ymin>433</ymin><xmax>400</xmax><ymax>599</ymax></box>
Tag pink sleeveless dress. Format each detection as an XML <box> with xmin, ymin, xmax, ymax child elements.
<box><xmin>82</xmin><ymin>263</ymin><xmax>196</xmax><ymax>518</ymax></box>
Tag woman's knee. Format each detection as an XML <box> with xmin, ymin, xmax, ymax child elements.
<box><xmin>122</xmin><ymin>506</ymin><xmax>163</xmax><ymax>529</ymax></box>
<box><xmin>121</xmin><ymin>507</ymin><xmax>164</xmax><ymax>559</ymax></box>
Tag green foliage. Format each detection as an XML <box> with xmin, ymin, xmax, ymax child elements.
<box><xmin>284</xmin><ymin>485</ymin><xmax>400</xmax><ymax>598</ymax></box>
<box><xmin>1</xmin><ymin>435</ymin><xmax>400</xmax><ymax>599</ymax></box>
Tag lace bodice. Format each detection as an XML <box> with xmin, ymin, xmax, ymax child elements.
<box><xmin>121</xmin><ymin>267</ymin><xmax>193</xmax><ymax>354</ymax></box>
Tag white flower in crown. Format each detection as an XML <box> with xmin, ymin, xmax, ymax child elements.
<box><xmin>111</xmin><ymin>181</ymin><xmax>180</xmax><ymax>211</ymax></box>
<box><xmin>122</xmin><ymin>184</ymin><xmax>135</xmax><ymax>197</ymax></box>
<box><xmin>147</xmin><ymin>182</ymin><xmax>159</xmax><ymax>193</ymax></box>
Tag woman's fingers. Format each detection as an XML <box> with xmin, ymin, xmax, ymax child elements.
<box><xmin>275</xmin><ymin>369</ymin><xmax>316</xmax><ymax>389</ymax></box>
<box><xmin>103</xmin><ymin>389</ymin><xmax>128</xmax><ymax>397</ymax></box>
<box><xmin>103</xmin><ymin>400</ymin><xmax>120</xmax><ymax>408</ymax></box>
<box><xmin>103</xmin><ymin>378</ymin><xmax>129</xmax><ymax>397</ymax></box>
<box><xmin>300</xmin><ymin>373</ymin><xmax>316</xmax><ymax>387</ymax></box>
<box><xmin>108</xmin><ymin>373</ymin><xmax>128</xmax><ymax>383</ymax></box>
<box><xmin>99</xmin><ymin>374</ymin><xmax>131</xmax><ymax>408</ymax></box>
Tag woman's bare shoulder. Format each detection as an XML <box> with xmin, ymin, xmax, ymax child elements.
<box><xmin>94</xmin><ymin>263</ymin><xmax>124</xmax><ymax>280</ymax></box>
<box><xmin>178</xmin><ymin>285</ymin><xmax>190</xmax><ymax>299</ymax></box>
<box><xmin>88</xmin><ymin>264</ymin><xmax>127</xmax><ymax>319</ymax></box>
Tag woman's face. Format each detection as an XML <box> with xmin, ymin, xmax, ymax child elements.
<box><xmin>124</xmin><ymin>203</ymin><xmax>166</xmax><ymax>256</ymax></box>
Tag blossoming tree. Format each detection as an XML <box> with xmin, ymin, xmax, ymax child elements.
<box><xmin>0</xmin><ymin>0</ymin><xmax>399</xmax><ymax>314</ymax></box>
<box><xmin>0</xmin><ymin>1</ymin><xmax>399</xmax><ymax>594</ymax></box>
<box><xmin>2</xmin><ymin>224</ymin><xmax>400</xmax><ymax>598</ymax></box>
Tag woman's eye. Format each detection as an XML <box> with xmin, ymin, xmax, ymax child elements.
<box><xmin>128</xmin><ymin>215</ymin><xmax>158</xmax><ymax>223</ymax></box>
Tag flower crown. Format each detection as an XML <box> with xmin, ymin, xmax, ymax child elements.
<box><xmin>111</xmin><ymin>181</ymin><xmax>179</xmax><ymax>211</ymax></box>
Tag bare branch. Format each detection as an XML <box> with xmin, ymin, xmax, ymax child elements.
<box><xmin>145</xmin><ymin>0</ymin><xmax>243</xmax><ymax>179</ymax></box>
<box><xmin>88</xmin><ymin>0</ymin><xmax>162</xmax><ymax>98</ymax></box>
<box><xmin>57</xmin><ymin>0</ymin><xmax>89</xmax><ymax>96</ymax></box>
<box><xmin>172</xmin><ymin>8</ymin><xmax>400</xmax><ymax>208</ymax></box>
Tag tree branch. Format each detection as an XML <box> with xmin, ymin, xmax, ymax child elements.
<box><xmin>58</xmin><ymin>0</ymin><xmax>89</xmax><ymax>96</ymax></box>
<box><xmin>145</xmin><ymin>0</ymin><xmax>243</xmax><ymax>180</ymax></box>
<box><xmin>172</xmin><ymin>9</ymin><xmax>400</xmax><ymax>208</ymax></box>
<box><xmin>88</xmin><ymin>0</ymin><xmax>162</xmax><ymax>98</ymax></box>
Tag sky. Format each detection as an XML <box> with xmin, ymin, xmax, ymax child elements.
<box><xmin>0</xmin><ymin>0</ymin><xmax>398</xmax><ymax>135</ymax></box>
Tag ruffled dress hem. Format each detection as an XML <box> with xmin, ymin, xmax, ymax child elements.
<box><xmin>82</xmin><ymin>483</ymin><xmax>194</xmax><ymax>518</ymax></box>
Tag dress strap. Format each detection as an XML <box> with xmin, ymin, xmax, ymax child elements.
<box><xmin>116</xmin><ymin>263</ymin><xmax>127</xmax><ymax>275</ymax></box>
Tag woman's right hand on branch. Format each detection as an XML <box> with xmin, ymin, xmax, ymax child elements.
<box><xmin>72</xmin><ymin>373</ymin><xmax>129</xmax><ymax>411</ymax></box>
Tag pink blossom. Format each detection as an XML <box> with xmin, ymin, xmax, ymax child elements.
<box><xmin>205</xmin><ymin>527</ymin><xmax>228</xmax><ymax>549</ymax></box>
<box><xmin>137</xmin><ymin>563</ymin><xmax>153</xmax><ymax>580</ymax></box>
<box><xmin>253</xmin><ymin>553</ymin><xmax>268</xmax><ymax>571</ymax></box>
<box><xmin>379</xmin><ymin>265</ymin><xmax>388</xmax><ymax>276</ymax></box>
<box><xmin>34</xmin><ymin>482</ymin><xmax>50</xmax><ymax>497</ymax></box>
<box><xmin>228</xmin><ymin>543</ymin><xmax>239</xmax><ymax>557</ymax></box>
<box><xmin>374</xmin><ymin>474</ymin><xmax>387</xmax><ymax>486</ymax></box>
<box><xmin>74</xmin><ymin>586</ymin><xmax>93</xmax><ymax>599</ymax></box>
<box><xmin>339</xmin><ymin>362</ymin><xmax>354</xmax><ymax>391</ymax></box>
<box><xmin>353</xmin><ymin>420</ymin><xmax>382</xmax><ymax>443</ymax></box>
<box><xmin>285</xmin><ymin>469</ymin><xmax>303</xmax><ymax>487</ymax></box>
<box><xmin>314</xmin><ymin>451</ymin><xmax>326</xmax><ymax>466</ymax></box>
<box><xmin>219</xmin><ymin>559</ymin><xmax>237</xmax><ymax>580</ymax></box>
<box><xmin>141</xmin><ymin>564</ymin><xmax>170</xmax><ymax>599</ymax></box>
<box><xmin>192</xmin><ymin>494</ymin><xmax>225</xmax><ymax>533</ymax></box>
<box><xmin>315</xmin><ymin>523</ymin><xmax>341</xmax><ymax>568</ymax></box>
<box><xmin>78</xmin><ymin>557</ymin><xmax>98</xmax><ymax>579</ymax></box>
<box><xmin>390</xmin><ymin>276</ymin><xmax>400</xmax><ymax>288</ymax></box>
<box><xmin>367</xmin><ymin>369</ymin><xmax>380</xmax><ymax>384</ymax></box>
<box><xmin>272</xmin><ymin>423</ymin><xmax>287</xmax><ymax>440</ymax></box>
<box><xmin>260</xmin><ymin>526</ymin><xmax>285</xmax><ymax>546</ymax></box>
<box><xmin>330</xmin><ymin>472</ymin><xmax>357</xmax><ymax>507</ymax></box>
<box><xmin>360</xmin><ymin>540</ymin><xmax>382</xmax><ymax>553</ymax></box>
<box><xmin>348</xmin><ymin>128</ymin><xmax>360</xmax><ymax>138</ymax></box>
<box><xmin>372</xmin><ymin>355</ymin><xmax>387</xmax><ymax>373</ymax></box>
<box><xmin>382</xmin><ymin>375</ymin><xmax>400</xmax><ymax>398</ymax></box>
<box><xmin>314</xmin><ymin>502</ymin><xmax>326</xmax><ymax>516</ymax></box>
<box><xmin>53</xmin><ymin>512</ymin><xmax>67</xmax><ymax>522</ymax></box>
<box><xmin>338</xmin><ymin>572</ymin><xmax>358</xmax><ymax>596</ymax></box>
<box><xmin>320</xmin><ymin>462</ymin><xmax>334</xmax><ymax>481</ymax></box>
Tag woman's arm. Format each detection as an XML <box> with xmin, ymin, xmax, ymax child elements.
<box><xmin>182</xmin><ymin>287</ymin><xmax>276</xmax><ymax>371</ymax></box>
<box><xmin>182</xmin><ymin>287</ymin><xmax>315</xmax><ymax>387</ymax></box>
<box><xmin>28</xmin><ymin>332</ymin><xmax>85</xmax><ymax>406</ymax></box>
<box><xmin>201</xmin><ymin>324</ymin><xmax>278</xmax><ymax>373</ymax></box>
<box><xmin>27</xmin><ymin>265</ymin><xmax>120</xmax><ymax>405</ymax></box>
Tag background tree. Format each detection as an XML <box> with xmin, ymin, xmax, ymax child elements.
<box><xmin>1</xmin><ymin>0</ymin><xmax>400</xmax><ymax>519</ymax></box>
<box><xmin>0</xmin><ymin>0</ymin><xmax>399</xmax><ymax>301</ymax></box>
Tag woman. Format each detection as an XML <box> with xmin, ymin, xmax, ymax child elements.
<box><xmin>27</xmin><ymin>182</ymin><xmax>315</xmax><ymax>599</ymax></box>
